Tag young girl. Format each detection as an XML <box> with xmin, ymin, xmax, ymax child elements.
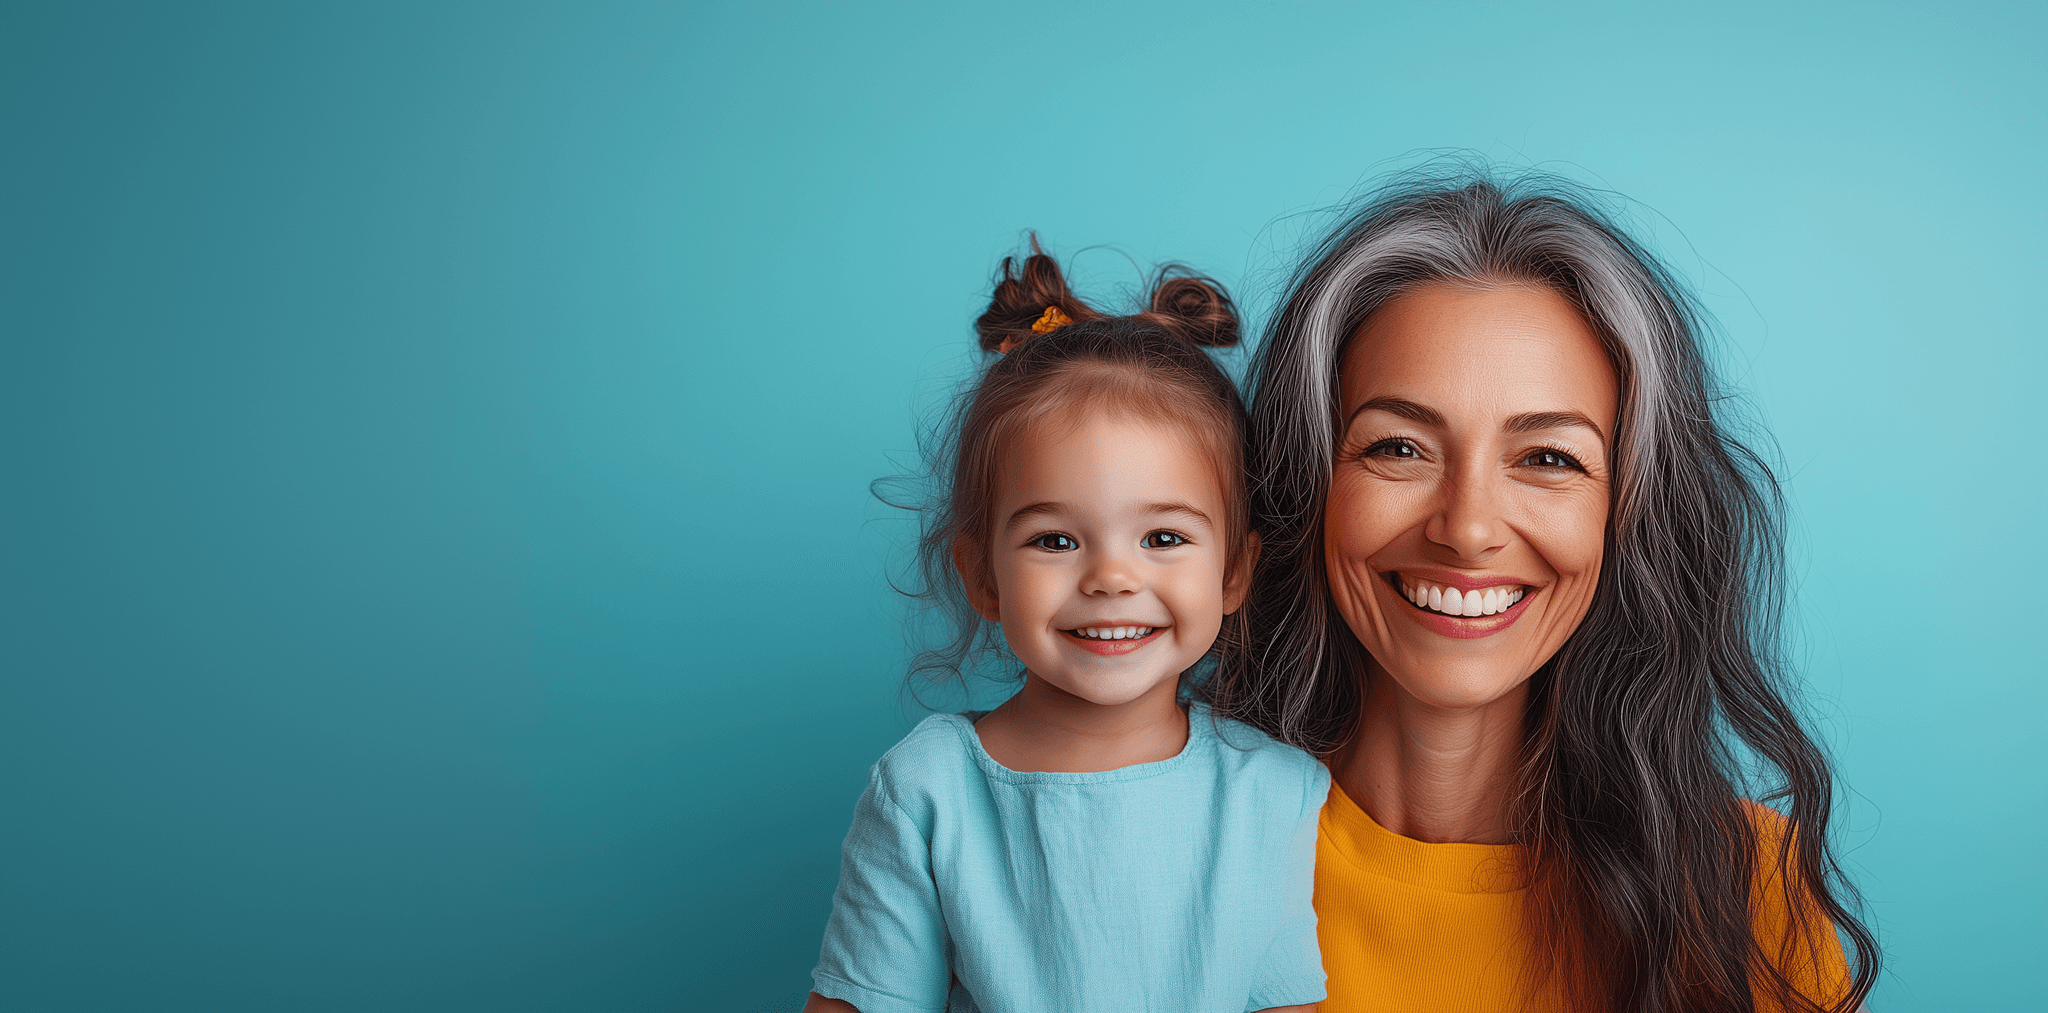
<box><xmin>805</xmin><ymin>244</ymin><xmax>1328</xmax><ymax>1013</ymax></box>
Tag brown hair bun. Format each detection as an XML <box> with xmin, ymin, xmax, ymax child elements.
<box><xmin>972</xmin><ymin>236</ymin><xmax>1104</xmax><ymax>353</ymax></box>
<box><xmin>973</xmin><ymin>238</ymin><xmax>1240</xmax><ymax>353</ymax></box>
<box><xmin>1142</xmin><ymin>271</ymin><xmax>1240</xmax><ymax>349</ymax></box>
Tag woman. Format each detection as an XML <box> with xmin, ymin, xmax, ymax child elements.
<box><xmin>1207</xmin><ymin>169</ymin><xmax>1880</xmax><ymax>1012</ymax></box>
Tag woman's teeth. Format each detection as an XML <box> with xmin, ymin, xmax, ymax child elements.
<box><xmin>1071</xmin><ymin>626</ymin><xmax>1156</xmax><ymax>640</ymax></box>
<box><xmin>1402</xmin><ymin>580</ymin><xmax>1526</xmax><ymax>617</ymax></box>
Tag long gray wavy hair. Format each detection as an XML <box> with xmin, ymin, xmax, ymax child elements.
<box><xmin>1203</xmin><ymin>165</ymin><xmax>1878</xmax><ymax>1012</ymax></box>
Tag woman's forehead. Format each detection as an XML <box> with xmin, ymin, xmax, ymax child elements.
<box><xmin>1340</xmin><ymin>283</ymin><xmax>1617</xmax><ymax>431</ymax></box>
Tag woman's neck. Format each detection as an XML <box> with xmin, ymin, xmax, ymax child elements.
<box><xmin>973</xmin><ymin>674</ymin><xmax>1188</xmax><ymax>774</ymax></box>
<box><xmin>1331</xmin><ymin>666</ymin><xmax>1526</xmax><ymax>845</ymax></box>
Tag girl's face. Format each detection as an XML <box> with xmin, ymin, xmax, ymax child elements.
<box><xmin>962</xmin><ymin>410</ymin><xmax>1248</xmax><ymax>709</ymax></box>
<box><xmin>1326</xmin><ymin>282</ymin><xmax>1616</xmax><ymax>711</ymax></box>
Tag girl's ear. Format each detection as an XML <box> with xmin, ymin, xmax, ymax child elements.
<box><xmin>1222</xmin><ymin>530</ymin><xmax>1262</xmax><ymax>616</ymax></box>
<box><xmin>952</xmin><ymin>534</ymin><xmax>1001</xmax><ymax>622</ymax></box>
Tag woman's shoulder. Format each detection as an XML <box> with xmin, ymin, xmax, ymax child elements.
<box><xmin>1736</xmin><ymin>799</ymin><xmax>1854</xmax><ymax>1007</ymax></box>
<box><xmin>1734</xmin><ymin>800</ymin><xmax>1819</xmax><ymax>900</ymax></box>
<box><xmin>1737</xmin><ymin>798</ymin><xmax>1809</xmax><ymax>873</ymax></box>
<box><xmin>1740</xmin><ymin>797</ymin><xmax>1790</xmax><ymax>830</ymax></box>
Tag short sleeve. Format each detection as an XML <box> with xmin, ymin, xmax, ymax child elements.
<box><xmin>811</xmin><ymin>770</ymin><xmax>953</xmax><ymax>1013</ymax></box>
<box><xmin>1245</xmin><ymin>764</ymin><xmax>1329</xmax><ymax>1011</ymax></box>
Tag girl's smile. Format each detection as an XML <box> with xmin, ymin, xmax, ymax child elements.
<box><xmin>1061</xmin><ymin>624</ymin><xmax>1169</xmax><ymax>655</ymax></box>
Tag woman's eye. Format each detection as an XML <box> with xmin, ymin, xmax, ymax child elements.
<box><xmin>1031</xmin><ymin>533</ymin><xmax>1077</xmax><ymax>552</ymax></box>
<box><xmin>1141</xmin><ymin>531</ymin><xmax>1186</xmax><ymax>549</ymax></box>
<box><xmin>1523</xmin><ymin>449</ymin><xmax>1585</xmax><ymax>471</ymax></box>
<box><xmin>1364</xmin><ymin>438</ymin><xmax>1421</xmax><ymax>460</ymax></box>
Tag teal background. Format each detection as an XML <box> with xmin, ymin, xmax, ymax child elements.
<box><xmin>3</xmin><ymin>2</ymin><xmax>2041</xmax><ymax>1009</ymax></box>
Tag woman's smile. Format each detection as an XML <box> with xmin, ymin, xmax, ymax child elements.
<box><xmin>1381</xmin><ymin>571</ymin><xmax>1534</xmax><ymax>640</ymax></box>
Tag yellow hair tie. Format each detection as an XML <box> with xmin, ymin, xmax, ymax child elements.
<box><xmin>1030</xmin><ymin>306</ymin><xmax>1073</xmax><ymax>334</ymax></box>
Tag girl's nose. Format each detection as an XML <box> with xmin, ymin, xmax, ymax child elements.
<box><xmin>1081</xmin><ymin>550</ymin><xmax>1143</xmax><ymax>597</ymax></box>
<box><xmin>1425</xmin><ymin>467</ymin><xmax>1511</xmax><ymax>562</ymax></box>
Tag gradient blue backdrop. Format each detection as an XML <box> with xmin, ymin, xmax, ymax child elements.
<box><xmin>3</xmin><ymin>3</ymin><xmax>2041</xmax><ymax>1010</ymax></box>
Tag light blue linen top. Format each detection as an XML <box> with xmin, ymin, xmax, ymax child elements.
<box><xmin>811</xmin><ymin>703</ymin><xmax>1328</xmax><ymax>1013</ymax></box>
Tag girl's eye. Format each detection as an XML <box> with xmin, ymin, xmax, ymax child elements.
<box><xmin>1523</xmin><ymin>449</ymin><xmax>1585</xmax><ymax>471</ymax></box>
<box><xmin>1363</xmin><ymin>438</ymin><xmax>1421</xmax><ymax>460</ymax></box>
<box><xmin>1141</xmin><ymin>531</ymin><xmax>1187</xmax><ymax>549</ymax></box>
<box><xmin>1031</xmin><ymin>533</ymin><xmax>1077</xmax><ymax>552</ymax></box>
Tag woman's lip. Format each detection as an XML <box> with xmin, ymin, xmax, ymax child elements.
<box><xmin>1391</xmin><ymin>568</ymin><xmax>1535</xmax><ymax>593</ymax></box>
<box><xmin>1382</xmin><ymin>576</ymin><xmax>1534</xmax><ymax>640</ymax></box>
<box><xmin>1061</xmin><ymin>627</ymin><xmax>1166</xmax><ymax>656</ymax></box>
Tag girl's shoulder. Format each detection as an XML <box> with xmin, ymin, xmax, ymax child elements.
<box><xmin>856</xmin><ymin>713</ymin><xmax>986</xmax><ymax>818</ymax></box>
<box><xmin>1199</xmin><ymin>705</ymin><xmax>1326</xmax><ymax>766</ymax></box>
<box><xmin>868</xmin><ymin>712</ymin><xmax>980</xmax><ymax>782</ymax></box>
<box><xmin>1196</xmin><ymin>705</ymin><xmax>1332</xmax><ymax>818</ymax></box>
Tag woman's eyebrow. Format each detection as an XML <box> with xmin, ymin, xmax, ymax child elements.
<box><xmin>1348</xmin><ymin>398</ymin><xmax>1607</xmax><ymax>443</ymax></box>
<box><xmin>1504</xmin><ymin>410</ymin><xmax>1605</xmax><ymax>441</ymax></box>
<box><xmin>1347</xmin><ymin>396</ymin><xmax>1443</xmax><ymax>428</ymax></box>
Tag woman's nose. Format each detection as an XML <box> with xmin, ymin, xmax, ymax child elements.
<box><xmin>1425</xmin><ymin>467</ymin><xmax>1511</xmax><ymax>562</ymax></box>
<box><xmin>1081</xmin><ymin>549</ymin><xmax>1143</xmax><ymax>596</ymax></box>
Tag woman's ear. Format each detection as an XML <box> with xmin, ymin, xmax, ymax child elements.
<box><xmin>1223</xmin><ymin>530</ymin><xmax>1262</xmax><ymax>615</ymax></box>
<box><xmin>952</xmin><ymin>534</ymin><xmax>1001</xmax><ymax>622</ymax></box>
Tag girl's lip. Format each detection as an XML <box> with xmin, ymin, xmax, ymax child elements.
<box><xmin>1382</xmin><ymin>574</ymin><xmax>1534</xmax><ymax>640</ymax></box>
<box><xmin>1061</xmin><ymin>627</ymin><xmax>1166</xmax><ymax>656</ymax></box>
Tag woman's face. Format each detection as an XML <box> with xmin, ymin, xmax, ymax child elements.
<box><xmin>1326</xmin><ymin>282</ymin><xmax>1617</xmax><ymax>711</ymax></box>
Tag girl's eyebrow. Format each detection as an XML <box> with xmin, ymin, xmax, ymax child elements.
<box><xmin>1003</xmin><ymin>501</ymin><xmax>1214</xmax><ymax>531</ymax></box>
<box><xmin>1003</xmin><ymin>501</ymin><xmax>1068</xmax><ymax>531</ymax></box>
<box><xmin>1144</xmin><ymin>501</ymin><xmax>1213</xmax><ymax>527</ymax></box>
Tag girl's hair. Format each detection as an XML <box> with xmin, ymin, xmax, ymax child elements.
<box><xmin>1202</xmin><ymin>166</ymin><xmax>1879</xmax><ymax>1012</ymax></box>
<box><xmin>898</xmin><ymin>240</ymin><xmax>1250</xmax><ymax>695</ymax></box>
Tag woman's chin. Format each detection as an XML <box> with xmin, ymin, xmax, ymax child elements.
<box><xmin>1373</xmin><ymin>656</ymin><xmax>1534</xmax><ymax>713</ymax></box>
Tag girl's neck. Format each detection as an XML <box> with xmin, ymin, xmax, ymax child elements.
<box><xmin>973</xmin><ymin>674</ymin><xmax>1188</xmax><ymax>774</ymax></box>
<box><xmin>1331</xmin><ymin>665</ymin><xmax>1526</xmax><ymax>845</ymax></box>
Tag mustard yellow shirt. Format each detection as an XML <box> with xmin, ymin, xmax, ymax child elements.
<box><xmin>1315</xmin><ymin>783</ymin><xmax>1850</xmax><ymax>1012</ymax></box>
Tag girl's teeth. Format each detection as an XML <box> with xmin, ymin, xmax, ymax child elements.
<box><xmin>1401</xmin><ymin>578</ymin><xmax>1526</xmax><ymax>618</ymax></box>
<box><xmin>1076</xmin><ymin>626</ymin><xmax>1156</xmax><ymax>640</ymax></box>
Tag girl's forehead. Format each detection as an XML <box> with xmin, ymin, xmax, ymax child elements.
<box><xmin>995</xmin><ymin>409</ymin><xmax>1231</xmax><ymax>510</ymax></box>
<box><xmin>1016</xmin><ymin>402</ymin><xmax>1231</xmax><ymax>470</ymax></box>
